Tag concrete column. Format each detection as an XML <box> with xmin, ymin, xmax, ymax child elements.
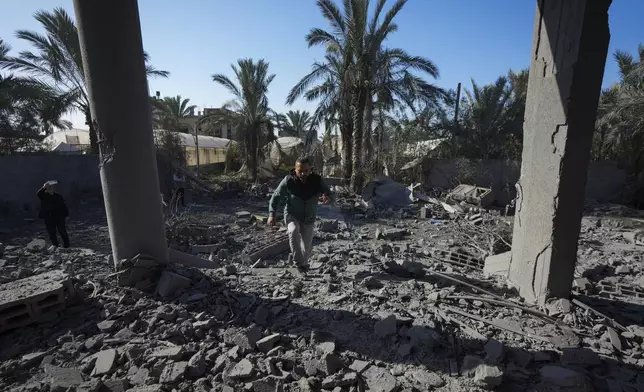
<box><xmin>74</xmin><ymin>0</ymin><xmax>168</xmax><ymax>266</ymax></box>
<box><xmin>508</xmin><ymin>0</ymin><xmax>611</xmax><ymax>304</ymax></box>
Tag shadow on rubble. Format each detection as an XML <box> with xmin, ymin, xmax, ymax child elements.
<box><xmin>574</xmin><ymin>294</ymin><xmax>644</xmax><ymax>328</ymax></box>
<box><xmin>157</xmin><ymin>267</ymin><xmax>644</xmax><ymax>390</ymax></box>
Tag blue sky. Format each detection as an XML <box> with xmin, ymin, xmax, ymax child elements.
<box><xmin>1</xmin><ymin>1</ymin><xmax>643</xmax><ymax>129</ymax></box>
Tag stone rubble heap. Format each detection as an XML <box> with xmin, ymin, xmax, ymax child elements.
<box><xmin>0</xmin><ymin>198</ymin><xmax>643</xmax><ymax>392</ymax></box>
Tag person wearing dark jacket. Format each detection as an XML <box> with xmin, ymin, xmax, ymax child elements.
<box><xmin>268</xmin><ymin>157</ymin><xmax>332</xmax><ymax>272</ymax></box>
<box><xmin>37</xmin><ymin>182</ymin><xmax>70</xmax><ymax>248</ymax></box>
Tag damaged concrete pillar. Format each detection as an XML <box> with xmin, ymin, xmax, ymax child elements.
<box><xmin>509</xmin><ymin>0</ymin><xmax>611</xmax><ymax>304</ymax></box>
<box><xmin>74</xmin><ymin>0</ymin><xmax>168</xmax><ymax>266</ymax></box>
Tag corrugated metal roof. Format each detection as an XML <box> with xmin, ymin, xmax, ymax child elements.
<box><xmin>42</xmin><ymin>128</ymin><xmax>235</xmax><ymax>150</ymax></box>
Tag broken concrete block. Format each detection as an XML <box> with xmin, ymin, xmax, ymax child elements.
<box><xmin>256</xmin><ymin>334</ymin><xmax>281</xmax><ymax>353</ymax></box>
<box><xmin>382</xmin><ymin>258</ymin><xmax>426</xmax><ymax>278</ymax></box>
<box><xmin>168</xmin><ymin>248</ymin><xmax>220</xmax><ymax>269</ymax></box>
<box><xmin>156</xmin><ymin>271</ymin><xmax>191</xmax><ymax>297</ymax></box>
<box><xmin>44</xmin><ymin>365</ymin><xmax>85</xmax><ymax>390</ymax></box>
<box><xmin>375</xmin><ymin>228</ymin><xmax>407</xmax><ymax>241</ymax></box>
<box><xmin>26</xmin><ymin>239</ymin><xmax>47</xmax><ymax>251</ymax></box>
<box><xmin>474</xmin><ymin>364</ymin><xmax>503</xmax><ymax>388</ymax></box>
<box><xmin>159</xmin><ymin>361</ymin><xmax>188</xmax><ymax>384</ymax></box>
<box><xmin>615</xmin><ymin>265</ymin><xmax>631</xmax><ymax>275</ymax></box>
<box><xmin>102</xmin><ymin>379</ymin><xmax>129</xmax><ymax>392</ymax></box>
<box><xmin>149</xmin><ymin>346</ymin><xmax>183</xmax><ymax>360</ymax></box>
<box><xmin>572</xmin><ymin>277</ymin><xmax>592</xmax><ymax>292</ymax></box>
<box><xmin>483</xmin><ymin>251</ymin><xmax>511</xmax><ymax>277</ymax></box>
<box><xmin>229</xmin><ymin>359</ymin><xmax>255</xmax><ymax>380</ymax></box>
<box><xmin>349</xmin><ymin>360</ymin><xmax>371</xmax><ymax>374</ymax></box>
<box><xmin>546</xmin><ymin>298</ymin><xmax>572</xmax><ymax>316</ymax></box>
<box><xmin>362</xmin><ymin>366</ymin><xmax>397</xmax><ymax>392</ymax></box>
<box><xmin>407</xmin><ymin>369</ymin><xmax>445</xmax><ymax>388</ymax></box>
<box><xmin>604</xmin><ymin>327</ymin><xmax>623</xmax><ymax>351</ymax></box>
<box><xmin>91</xmin><ymin>349</ymin><xmax>116</xmax><ymax>376</ymax></box>
<box><xmin>187</xmin><ymin>351</ymin><xmax>206</xmax><ymax>378</ymax></box>
<box><xmin>316</xmin><ymin>341</ymin><xmax>336</xmax><ymax>356</ymax></box>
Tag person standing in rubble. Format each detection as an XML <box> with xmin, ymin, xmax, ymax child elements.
<box><xmin>268</xmin><ymin>157</ymin><xmax>332</xmax><ymax>272</ymax></box>
<box><xmin>173</xmin><ymin>170</ymin><xmax>186</xmax><ymax>206</ymax></box>
<box><xmin>37</xmin><ymin>181</ymin><xmax>70</xmax><ymax>248</ymax></box>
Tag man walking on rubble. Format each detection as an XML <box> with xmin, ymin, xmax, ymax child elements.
<box><xmin>37</xmin><ymin>181</ymin><xmax>70</xmax><ymax>248</ymax></box>
<box><xmin>268</xmin><ymin>157</ymin><xmax>332</xmax><ymax>272</ymax></box>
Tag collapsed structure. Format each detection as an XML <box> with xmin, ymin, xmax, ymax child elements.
<box><xmin>0</xmin><ymin>0</ymin><xmax>634</xmax><ymax>391</ymax></box>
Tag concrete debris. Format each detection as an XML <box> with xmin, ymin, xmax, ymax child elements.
<box><xmin>91</xmin><ymin>349</ymin><xmax>116</xmax><ymax>376</ymax></box>
<box><xmin>156</xmin><ymin>270</ymin><xmax>191</xmax><ymax>297</ymax></box>
<box><xmin>2</xmin><ymin>190</ymin><xmax>643</xmax><ymax>392</ymax></box>
<box><xmin>159</xmin><ymin>361</ymin><xmax>188</xmax><ymax>384</ymax></box>
<box><xmin>256</xmin><ymin>333</ymin><xmax>282</xmax><ymax>353</ymax></box>
<box><xmin>229</xmin><ymin>358</ymin><xmax>255</xmax><ymax>380</ymax></box>
<box><xmin>448</xmin><ymin>184</ymin><xmax>494</xmax><ymax>208</ymax></box>
<box><xmin>483</xmin><ymin>251</ymin><xmax>511</xmax><ymax>277</ymax></box>
<box><xmin>406</xmin><ymin>369</ymin><xmax>445</xmax><ymax>388</ymax></box>
<box><xmin>362</xmin><ymin>365</ymin><xmax>398</xmax><ymax>392</ymax></box>
<box><xmin>474</xmin><ymin>364</ymin><xmax>504</xmax><ymax>388</ymax></box>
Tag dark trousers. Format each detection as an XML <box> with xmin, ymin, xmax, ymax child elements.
<box><xmin>44</xmin><ymin>217</ymin><xmax>70</xmax><ymax>248</ymax></box>
<box><xmin>174</xmin><ymin>187</ymin><xmax>185</xmax><ymax>206</ymax></box>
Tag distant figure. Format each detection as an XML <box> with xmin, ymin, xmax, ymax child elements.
<box><xmin>173</xmin><ymin>170</ymin><xmax>186</xmax><ymax>206</ymax></box>
<box><xmin>268</xmin><ymin>157</ymin><xmax>332</xmax><ymax>272</ymax></box>
<box><xmin>37</xmin><ymin>181</ymin><xmax>70</xmax><ymax>248</ymax></box>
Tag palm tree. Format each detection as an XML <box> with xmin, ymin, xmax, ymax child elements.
<box><xmin>291</xmin><ymin>0</ymin><xmax>444</xmax><ymax>192</ymax></box>
<box><xmin>152</xmin><ymin>95</ymin><xmax>197</xmax><ymax>132</ymax></box>
<box><xmin>287</xmin><ymin>51</ymin><xmax>354</xmax><ymax>184</ymax></box>
<box><xmin>283</xmin><ymin>110</ymin><xmax>313</xmax><ymax>137</ymax></box>
<box><xmin>211</xmin><ymin>58</ymin><xmax>276</xmax><ymax>182</ymax></box>
<box><xmin>0</xmin><ymin>8</ymin><xmax>169</xmax><ymax>154</ymax></box>
<box><xmin>597</xmin><ymin>46</ymin><xmax>644</xmax><ymax>205</ymax></box>
<box><xmin>1</xmin><ymin>39</ymin><xmax>74</xmax><ymax>143</ymax></box>
<box><xmin>456</xmin><ymin>70</ymin><xmax>526</xmax><ymax>160</ymax></box>
<box><xmin>282</xmin><ymin>110</ymin><xmax>319</xmax><ymax>152</ymax></box>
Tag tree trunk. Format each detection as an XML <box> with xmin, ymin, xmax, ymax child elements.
<box><xmin>340</xmin><ymin>116</ymin><xmax>353</xmax><ymax>185</ymax></box>
<box><xmin>362</xmin><ymin>94</ymin><xmax>373</xmax><ymax>172</ymax></box>
<box><xmin>350</xmin><ymin>90</ymin><xmax>366</xmax><ymax>193</ymax></box>
<box><xmin>250</xmin><ymin>130</ymin><xmax>259</xmax><ymax>182</ymax></box>
<box><xmin>86</xmin><ymin>110</ymin><xmax>99</xmax><ymax>154</ymax></box>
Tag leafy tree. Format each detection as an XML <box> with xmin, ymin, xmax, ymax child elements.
<box><xmin>455</xmin><ymin>69</ymin><xmax>527</xmax><ymax>160</ymax></box>
<box><xmin>597</xmin><ymin>45</ymin><xmax>644</xmax><ymax>206</ymax></box>
<box><xmin>290</xmin><ymin>0</ymin><xmax>444</xmax><ymax>192</ymax></box>
<box><xmin>152</xmin><ymin>95</ymin><xmax>197</xmax><ymax>133</ymax></box>
<box><xmin>0</xmin><ymin>8</ymin><xmax>168</xmax><ymax>154</ymax></box>
<box><xmin>288</xmin><ymin>50</ymin><xmax>354</xmax><ymax>184</ymax></box>
<box><xmin>211</xmin><ymin>58</ymin><xmax>277</xmax><ymax>181</ymax></box>
<box><xmin>1</xmin><ymin>38</ymin><xmax>75</xmax><ymax>153</ymax></box>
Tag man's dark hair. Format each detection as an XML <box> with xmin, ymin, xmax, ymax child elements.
<box><xmin>296</xmin><ymin>156</ymin><xmax>312</xmax><ymax>166</ymax></box>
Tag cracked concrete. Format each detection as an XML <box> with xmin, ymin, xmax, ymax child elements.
<box><xmin>508</xmin><ymin>0</ymin><xmax>611</xmax><ymax>304</ymax></box>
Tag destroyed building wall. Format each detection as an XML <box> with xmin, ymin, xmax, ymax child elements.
<box><xmin>0</xmin><ymin>154</ymin><xmax>102</xmax><ymax>216</ymax></box>
<box><xmin>425</xmin><ymin>159</ymin><xmax>626</xmax><ymax>205</ymax></box>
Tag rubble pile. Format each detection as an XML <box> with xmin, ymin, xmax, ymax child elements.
<box><xmin>0</xmin><ymin>189</ymin><xmax>643</xmax><ymax>392</ymax></box>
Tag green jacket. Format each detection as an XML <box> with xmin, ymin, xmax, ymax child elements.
<box><xmin>269</xmin><ymin>171</ymin><xmax>332</xmax><ymax>224</ymax></box>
